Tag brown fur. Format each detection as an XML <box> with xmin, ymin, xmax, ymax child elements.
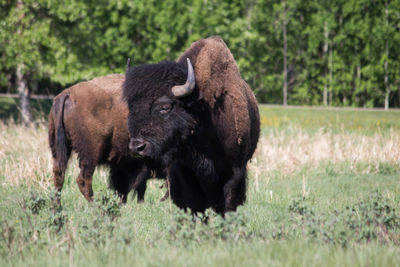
<box><xmin>48</xmin><ymin>74</ymin><xmax>149</xmax><ymax>204</ymax></box>
<box><xmin>66</xmin><ymin>74</ymin><xmax>128</xmax><ymax>164</ymax></box>
<box><xmin>177</xmin><ymin>36</ymin><xmax>260</xmax><ymax>212</ymax></box>
<box><xmin>178</xmin><ymin>36</ymin><xmax>260</xmax><ymax>159</ymax></box>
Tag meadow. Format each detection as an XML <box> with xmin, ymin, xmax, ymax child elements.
<box><xmin>1</xmin><ymin>101</ymin><xmax>400</xmax><ymax>266</ymax></box>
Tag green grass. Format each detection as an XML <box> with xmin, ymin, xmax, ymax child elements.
<box><xmin>1</xmin><ymin>170</ymin><xmax>399</xmax><ymax>267</ymax></box>
<box><xmin>259</xmin><ymin>104</ymin><xmax>400</xmax><ymax>134</ymax></box>
<box><xmin>1</xmin><ymin>104</ymin><xmax>400</xmax><ymax>266</ymax></box>
<box><xmin>0</xmin><ymin>96</ymin><xmax>398</xmax><ymax>133</ymax></box>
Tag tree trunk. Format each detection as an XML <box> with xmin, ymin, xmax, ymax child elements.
<box><xmin>323</xmin><ymin>21</ymin><xmax>328</xmax><ymax>106</ymax></box>
<box><xmin>6</xmin><ymin>73</ymin><xmax>12</xmax><ymax>94</ymax></box>
<box><xmin>16</xmin><ymin>63</ymin><xmax>32</xmax><ymax>126</ymax></box>
<box><xmin>355</xmin><ymin>64</ymin><xmax>361</xmax><ymax>106</ymax></box>
<box><xmin>282</xmin><ymin>5</ymin><xmax>288</xmax><ymax>106</ymax></box>
<box><xmin>384</xmin><ymin>40</ymin><xmax>390</xmax><ymax>110</ymax></box>
<box><xmin>397</xmin><ymin>86</ymin><xmax>400</xmax><ymax>108</ymax></box>
<box><xmin>323</xmin><ymin>84</ymin><xmax>327</xmax><ymax>106</ymax></box>
<box><xmin>384</xmin><ymin>1</ymin><xmax>390</xmax><ymax>110</ymax></box>
<box><xmin>16</xmin><ymin>0</ymin><xmax>32</xmax><ymax>125</ymax></box>
<box><xmin>329</xmin><ymin>45</ymin><xmax>333</xmax><ymax>106</ymax></box>
<box><xmin>398</xmin><ymin>86</ymin><xmax>400</xmax><ymax>108</ymax></box>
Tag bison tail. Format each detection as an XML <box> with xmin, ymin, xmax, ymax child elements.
<box><xmin>51</xmin><ymin>93</ymin><xmax>70</xmax><ymax>175</ymax></box>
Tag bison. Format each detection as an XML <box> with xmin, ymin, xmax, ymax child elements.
<box><xmin>123</xmin><ymin>36</ymin><xmax>260</xmax><ymax>214</ymax></box>
<box><xmin>48</xmin><ymin>73</ymin><xmax>150</xmax><ymax>204</ymax></box>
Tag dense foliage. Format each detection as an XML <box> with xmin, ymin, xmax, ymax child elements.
<box><xmin>1</xmin><ymin>0</ymin><xmax>400</xmax><ymax>108</ymax></box>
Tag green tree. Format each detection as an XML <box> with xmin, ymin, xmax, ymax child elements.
<box><xmin>2</xmin><ymin>0</ymin><xmax>400</xmax><ymax>115</ymax></box>
<box><xmin>0</xmin><ymin>0</ymin><xmax>48</xmax><ymax>124</ymax></box>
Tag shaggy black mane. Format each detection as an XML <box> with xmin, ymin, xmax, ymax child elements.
<box><xmin>123</xmin><ymin>37</ymin><xmax>260</xmax><ymax>214</ymax></box>
<box><xmin>123</xmin><ymin>61</ymin><xmax>187</xmax><ymax>103</ymax></box>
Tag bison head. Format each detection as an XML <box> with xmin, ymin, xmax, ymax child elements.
<box><xmin>123</xmin><ymin>59</ymin><xmax>201</xmax><ymax>166</ymax></box>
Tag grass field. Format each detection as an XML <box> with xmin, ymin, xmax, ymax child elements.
<box><xmin>1</xmin><ymin>101</ymin><xmax>400</xmax><ymax>266</ymax></box>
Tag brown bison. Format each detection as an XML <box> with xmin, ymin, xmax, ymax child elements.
<box><xmin>123</xmin><ymin>36</ymin><xmax>260</xmax><ymax>214</ymax></box>
<box><xmin>48</xmin><ymin>73</ymin><xmax>149</xmax><ymax>204</ymax></box>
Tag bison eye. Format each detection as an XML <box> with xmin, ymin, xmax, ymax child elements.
<box><xmin>159</xmin><ymin>103</ymin><xmax>172</xmax><ymax>114</ymax></box>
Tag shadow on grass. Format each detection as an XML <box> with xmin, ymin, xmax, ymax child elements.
<box><xmin>0</xmin><ymin>97</ymin><xmax>52</xmax><ymax>122</ymax></box>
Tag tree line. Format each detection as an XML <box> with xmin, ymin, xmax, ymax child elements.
<box><xmin>1</xmin><ymin>0</ymin><xmax>400</xmax><ymax>124</ymax></box>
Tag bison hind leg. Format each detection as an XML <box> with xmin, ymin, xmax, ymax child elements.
<box><xmin>52</xmin><ymin>161</ymin><xmax>65</xmax><ymax>205</ymax></box>
<box><xmin>52</xmin><ymin>147</ymin><xmax>71</xmax><ymax>205</ymax></box>
<box><xmin>76</xmin><ymin>163</ymin><xmax>95</xmax><ymax>202</ymax></box>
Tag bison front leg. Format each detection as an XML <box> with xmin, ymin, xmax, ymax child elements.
<box><xmin>76</xmin><ymin>164</ymin><xmax>95</xmax><ymax>202</ymax></box>
<box><xmin>131</xmin><ymin>164</ymin><xmax>150</xmax><ymax>203</ymax></box>
<box><xmin>132</xmin><ymin>169</ymin><xmax>151</xmax><ymax>204</ymax></box>
<box><xmin>110</xmin><ymin>162</ymin><xmax>150</xmax><ymax>204</ymax></box>
<box><xmin>168</xmin><ymin>163</ymin><xmax>209</xmax><ymax>213</ymax></box>
<box><xmin>159</xmin><ymin>179</ymin><xmax>170</xmax><ymax>201</ymax></box>
<box><xmin>223</xmin><ymin>165</ymin><xmax>247</xmax><ymax>212</ymax></box>
<box><xmin>109</xmin><ymin>164</ymin><xmax>131</xmax><ymax>204</ymax></box>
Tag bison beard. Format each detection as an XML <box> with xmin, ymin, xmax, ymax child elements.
<box><xmin>123</xmin><ymin>37</ymin><xmax>260</xmax><ymax>214</ymax></box>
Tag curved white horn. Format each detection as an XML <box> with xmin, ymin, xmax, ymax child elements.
<box><xmin>172</xmin><ymin>58</ymin><xmax>195</xmax><ymax>98</ymax></box>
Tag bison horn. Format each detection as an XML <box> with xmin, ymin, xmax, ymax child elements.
<box><xmin>172</xmin><ymin>58</ymin><xmax>195</xmax><ymax>98</ymax></box>
<box><xmin>125</xmin><ymin>58</ymin><xmax>131</xmax><ymax>76</ymax></box>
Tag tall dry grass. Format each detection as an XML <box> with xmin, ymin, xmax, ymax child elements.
<box><xmin>0</xmin><ymin>121</ymin><xmax>399</xmax><ymax>189</ymax></box>
<box><xmin>0</xmin><ymin>121</ymin><xmax>55</xmax><ymax>189</ymax></box>
<box><xmin>249</xmin><ymin>127</ymin><xmax>400</xmax><ymax>175</ymax></box>
<box><xmin>0</xmin><ymin>121</ymin><xmax>108</xmax><ymax>191</ymax></box>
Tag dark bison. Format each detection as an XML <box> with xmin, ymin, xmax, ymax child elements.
<box><xmin>48</xmin><ymin>73</ymin><xmax>149</xmax><ymax>204</ymax></box>
<box><xmin>123</xmin><ymin>36</ymin><xmax>260</xmax><ymax>214</ymax></box>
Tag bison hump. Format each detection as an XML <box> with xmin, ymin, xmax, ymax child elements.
<box><xmin>179</xmin><ymin>36</ymin><xmax>256</xmax><ymax>146</ymax></box>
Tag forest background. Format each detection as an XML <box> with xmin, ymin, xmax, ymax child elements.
<box><xmin>1</xmin><ymin>0</ymin><xmax>400</xmax><ymax>125</ymax></box>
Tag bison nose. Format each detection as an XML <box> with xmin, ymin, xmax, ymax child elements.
<box><xmin>136</xmin><ymin>142</ymin><xmax>146</xmax><ymax>152</ymax></box>
<box><xmin>129</xmin><ymin>138</ymin><xmax>151</xmax><ymax>157</ymax></box>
